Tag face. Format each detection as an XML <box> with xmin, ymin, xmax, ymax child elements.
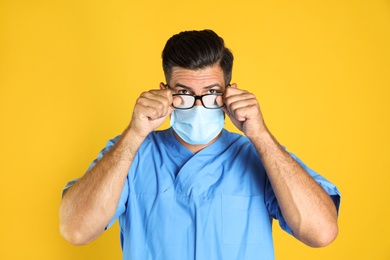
<box><xmin>164</xmin><ymin>64</ymin><xmax>227</xmax><ymax>100</ymax></box>
<box><xmin>163</xmin><ymin>64</ymin><xmax>227</xmax><ymax>151</ymax></box>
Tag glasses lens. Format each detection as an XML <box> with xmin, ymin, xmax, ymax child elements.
<box><xmin>174</xmin><ymin>95</ymin><xmax>195</xmax><ymax>109</ymax></box>
<box><xmin>202</xmin><ymin>94</ymin><xmax>224</xmax><ymax>108</ymax></box>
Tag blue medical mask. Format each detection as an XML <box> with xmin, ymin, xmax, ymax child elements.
<box><xmin>170</xmin><ymin>106</ymin><xmax>225</xmax><ymax>145</ymax></box>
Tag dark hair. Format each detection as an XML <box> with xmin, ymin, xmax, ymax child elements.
<box><xmin>162</xmin><ymin>29</ymin><xmax>234</xmax><ymax>85</ymax></box>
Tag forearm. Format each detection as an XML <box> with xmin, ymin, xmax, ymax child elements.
<box><xmin>250</xmin><ymin>129</ymin><xmax>338</xmax><ymax>247</ymax></box>
<box><xmin>59</xmin><ymin>127</ymin><xmax>144</xmax><ymax>245</ymax></box>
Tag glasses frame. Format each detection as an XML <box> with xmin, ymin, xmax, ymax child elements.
<box><xmin>172</xmin><ymin>93</ymin><xmax>224</xmax><ymax>110</ymax></box>
<box><xmin>164</xmin><ymin>83</ymin><xmax>229</xmax><ymax>110</ymax></box>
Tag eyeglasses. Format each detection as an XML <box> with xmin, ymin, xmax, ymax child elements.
<box><xmin>172</xmin><ymin>93</ymin><xmax>225</xmax><ymax>109</ymax></box>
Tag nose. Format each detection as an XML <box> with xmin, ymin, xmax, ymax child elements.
<box><xmin>195</xmin><ymin>98</ymin><xmax>203</xmax><ymax>106</ymax></box>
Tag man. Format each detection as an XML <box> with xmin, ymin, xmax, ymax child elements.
<box><xmin>60</xmin><ymin>29</ymin><xmax>340</xmax><ymax>260</ymax></box>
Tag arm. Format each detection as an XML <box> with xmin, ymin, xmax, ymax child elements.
<box><xmin>223</xmin><ymin>84</ymin><xmax>338</xmax><ymax>247</ymax></box>
<box><xmin>59</xmin><ymin>89</ymin><xmax>176</xmax><ymax>245</ymax></box>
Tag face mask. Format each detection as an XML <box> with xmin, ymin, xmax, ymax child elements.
<box><xmin>170</xmin><ymin>106</ymin><xmax>225</xmax><ymax>145</ymax></box>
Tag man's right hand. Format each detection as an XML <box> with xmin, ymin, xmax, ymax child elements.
<box><xmin>129</xmin><ymin>89</ymin><xmax>177</xmax><ymax>138</ymax></box>
<box><xmin>60</xmin><ymin>87</ymin><xmax>182</xmax><ymax>245</ymax></box>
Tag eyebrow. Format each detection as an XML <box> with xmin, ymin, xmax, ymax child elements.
<box><xmin>171</xmin><ymin>83</ymin><xmax>222</xmax><ymax>90</ymax></box>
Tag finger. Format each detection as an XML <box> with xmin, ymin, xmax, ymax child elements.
<box><xmin>143</xmin><ymin>90</ymin><xmax>172</xmax><ymax>108</ymax></box>
<box><xmin>150</xmin><ymin>89</ymin><xmax>176</xmax><ymax>111</ymax></box>
<box><xmin>215</xmin><ymin>95</ymin><xmax>224</xmax><ymax>108</ymax></box>
<box><xmin>224</xmin><ymin>84</ymin><xmax>243</xmax><ymax>98</ymax></box>
<box><xmin>149</xmin><ymin>89</ymin><xmax>173</xmax><ymax>102</ymax></box>
<box><xmin>232</xmin><ymin>104</ymin><xmax>259</xmax><ymax>122</ymax></box>
<box><xmin>172</xmin><ymin>95</ymin><xmax>182</xmax><ymax>108</ymax></box>
<box><xmin>225</xmin><ymin>94</ymin><xmax>259</xmax><ymax>122</ymax></box>
<box><xmin>224</xmin><ymin>93</ymin><xmax>257</xmax><ymax>115</ymax></box>
<box><xmin>136</xmin><ymin>92</ymin><xmax>171</xmax><ymax>118</ymax></box>
<box><xmin>135</xmin><ymin>103</ymin><xmax>168</xmax><ymax>121</ymax></box>
<box><xmin>225</xmin><ymin>93</ymin><xmax>258</xmax><ymax>110</ymax></box>
<box><xmin>232</xmin><ymin>101</ymin><xmax>259</xmax><ymax>121</ymax></box>
<box><xmin>137</xmin><ymin>97</ymin><xmax>168</xmax><ymax>113</ymax></box>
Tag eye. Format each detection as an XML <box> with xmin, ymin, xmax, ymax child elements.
<box><xmin>177</xmin><ymin>89</ymin><xmax>190</xmax><ymax>94</ymax></box>
<box><xmin>208</xmin><ymin>89</ymin><xmax>220</xmax><ymax>94</ymax></box>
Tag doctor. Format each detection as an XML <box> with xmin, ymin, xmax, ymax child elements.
<box><xmin>60</xmin><ymin>29</ymin><xmax>340</xmax><ymax>260</ymax></box>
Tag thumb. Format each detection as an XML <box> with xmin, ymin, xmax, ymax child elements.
<box><xmin>172</xmin><ymin>96</ymin><xmax>182</xmax><ymax>108</ymax></box>
<box><xmin>166</xmin><ymin>96</ymin><xmax>181</xmax><ymax>116</ymax></box>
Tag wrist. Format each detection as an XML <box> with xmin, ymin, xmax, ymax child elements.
<box><xmin>248</xmin><ymin>127</ymin><xmax>281</xmax><ymax>156</ymax></box>
<box><xmin>117</xmin><ymin>126</ymin><xmax>146</xmax><ymax>158</ymax></box>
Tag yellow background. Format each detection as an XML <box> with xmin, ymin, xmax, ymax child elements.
<box><xmin>1</xmin><ymin>0</ymin><xmax>389</xmax><ymax>259</ymax></box>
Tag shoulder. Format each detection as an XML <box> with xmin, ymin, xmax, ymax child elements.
<box><xmin>220</xmin><ymin>129</ymin><xmax>257</xmax><ymax>156</ymax></box>
<box><xmin>108</xmin><ymin>129</ymin><xmax>173</xmax><ymax>147</ymax></box>
<box><xmin>136</xmin><ymin>129</ymin><xmax>177</xmax><ymax>155</ymax></box>
<box><xmin>221</xmin><ymin>129</ymin><xmax>253</xmax><ymax>147</ymax></box>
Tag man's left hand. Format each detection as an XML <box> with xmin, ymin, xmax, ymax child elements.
<box><xmin>222</xmin><ymin>84</ymin><xmax>267</xmax><ymax>139</ymax></box>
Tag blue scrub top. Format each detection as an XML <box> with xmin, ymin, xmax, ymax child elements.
<box><xmin>85</xmin><ymin>128</ymin><xmax>340</xmax><ymax>260</ymax></box>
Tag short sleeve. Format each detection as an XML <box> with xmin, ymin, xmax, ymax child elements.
<box><xmin>106</xmin><ymin>177</ymin><xmax>129</xmax><ymax>229</ymax></box>
<box><xmin>61</xmin><ymin>136</ymin><xmax>129</xmax><ymax>229</ymax></box>
<box><xmin>61</xmin><ymin>137</ymin><xmax>118</xmax><ymax>197</ymax></box>
<box><xmin>265</xmin><ymin>151</ymin><xmax>341</xmax><ymax>235</ymax></box>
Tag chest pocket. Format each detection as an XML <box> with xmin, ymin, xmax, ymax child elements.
<box><xmin>221</xmin><ymin>194</ymin><xmax>269</xmax><ymax>244</ymax></box>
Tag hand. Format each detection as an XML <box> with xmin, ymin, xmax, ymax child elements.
<box><xmin>129</xmin><ymin>88</ymin><xmax>180</xmax><ymax>138</ymax></box>
<box><xmin>222</xmin><ymin>84</ymin><xmax>267</xmax><ymax>139</ymax></box>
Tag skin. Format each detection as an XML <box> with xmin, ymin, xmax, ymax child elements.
<box><xmin>59</xmin><ymin>64</ymin><xmax>338</xmax><ymax>247</ymax></box>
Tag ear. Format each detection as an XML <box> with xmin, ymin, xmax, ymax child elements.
<box><xmin>229</xmin><ymin>83</ymin><xmax>238</xmax><ymax>89</ymax></box>
<box><xmin>159</xmin><ymin>82</ymin><xmax>167</xmax><ymax>90</ymax></box>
